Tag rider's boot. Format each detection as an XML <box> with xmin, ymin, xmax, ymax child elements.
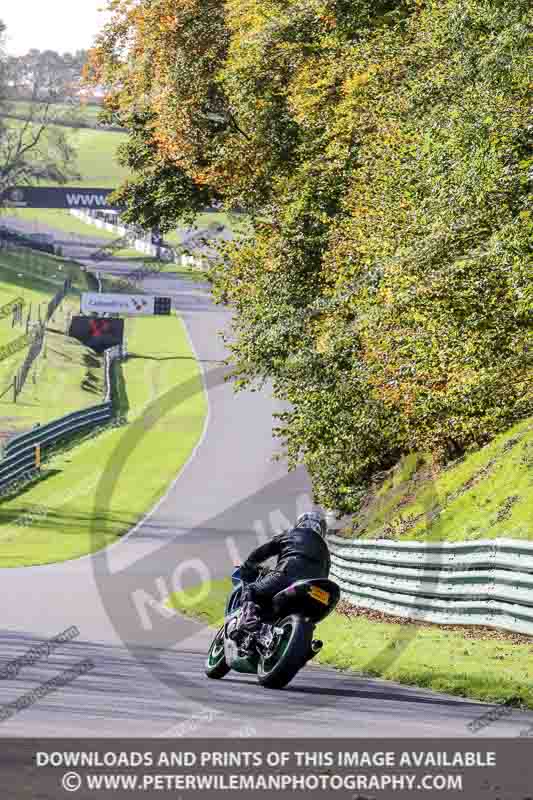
<box><xmin>235</xmin><ymin>600</ymin><xmax>262</xmax><ymax>656</ymax></box>
<box><xmin>237</xmin><ymin>634</ymin><xmax>256</xmax><ymax>658</ymax></box>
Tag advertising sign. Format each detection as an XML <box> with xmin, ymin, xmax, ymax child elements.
<box><xmin>81</xmin><ymin>293</ymin><xmax>154</xmax><ymax>316</ymax></box>
<box><xmin>0</xmin><ymin>186</ymin><xmax>119</xmax><ymax>210</ymax></box>
<box><xmin>69</xmin><ymin>316</ymin><xmax>125</xmax><ymax>354</ymax></box>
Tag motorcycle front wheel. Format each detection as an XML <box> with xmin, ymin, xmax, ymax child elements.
<box><xmin>205</xmin><ymin>625</ymin><xmax>231</xmax><ymax>679</ymax></box>
<box><xmin>257</xmin><ymin>615</ymin><xmax>314</xmax><ymax>689</ymax></box>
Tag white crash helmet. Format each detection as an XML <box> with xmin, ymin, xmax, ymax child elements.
<box><xmin>295</xmin><ymin>511</ymin><xmax>327</xmax><ymax>539</ymax></box>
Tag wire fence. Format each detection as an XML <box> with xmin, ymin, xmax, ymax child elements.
<box><xmin>45</xmin><ymin>278</ymin><xmax>71</xmax><ymax>322</ymax></box>
<box><xmin>10</xmin><ymin>278</ymin><xmax>72</xmax><ymax>402</ymax></box>
<box><xmin>13</xmin><ymin>326</ymin><xmax>45</xmax><ymax>401</ymax></box>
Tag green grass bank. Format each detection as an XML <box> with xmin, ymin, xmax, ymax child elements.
<box><xmin>339</xmin><ymin>417</ymin><xmax>533</xmax><ymax>543</ymax></box>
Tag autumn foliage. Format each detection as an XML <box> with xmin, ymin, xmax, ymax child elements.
<box><xmin>88</xmin><ymin>0</ymin><xmax>532</xmax><ymax>513</ymax></box>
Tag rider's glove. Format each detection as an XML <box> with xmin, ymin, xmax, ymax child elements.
<box><xmin>240</xmin><ymin>562</ymin><xmax>259</xmax><ymax>583</ymax></box>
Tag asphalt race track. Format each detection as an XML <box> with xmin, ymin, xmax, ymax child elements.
<box><xmin>0</xmin><ymin>219</ymin><xmax>531</xmax><ymax>738</ymax></box>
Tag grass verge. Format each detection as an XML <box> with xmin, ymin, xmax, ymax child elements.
<box><xmin>167</xmin><ymin>578</ymin><xmax>533</xmax><ymax>708</ymax></box>
<box><xmin>342</xmin><ymin>417</ymin><xmax>533</xmax><ymax>542</ymax></box>
<box><xmin>0</xmin><ymin>245</ymin><xmax>89</xmax><ymax>293</ymax></box>
<box><xmin>0</xmin><ymin>314</ymin><xmax>207</xmax><ymax>566</ymax></box>
<box><xmin>8</xmin><ymin>209</ymin><xmax>118</xmax><ymax>241</ymax></box>
<box><xmin>1</xmin><ymin>101</ymin><xmax>110</xmax><ymax>128</ymax></box>
<box><xmin>106</xmin><ymin>255</ymin><xmax>208</xmax><ymax>285</ymax></box>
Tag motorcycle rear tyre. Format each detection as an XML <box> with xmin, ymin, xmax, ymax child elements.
<box><xmin>258</xmin><ymin>615</ymin><xmax>313</xmax><ymax>689</ymax></box>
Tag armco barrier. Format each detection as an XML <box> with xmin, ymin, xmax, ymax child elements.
<box><xmin>0</xmin><ymin>348</ymin><xmax>119</xmax><ymax>491</ymax></box>
<box><xmin>0</xmin><ymin>404</ymin><xmax>113</xmax><ymax>490</ymax></box>
<box><xmin>328</xmin><ymin>535</ymin><xmax>533</xmax><ymax>636</ymax></box>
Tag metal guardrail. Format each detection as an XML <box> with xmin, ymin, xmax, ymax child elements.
<box><xmin>0</xmin><ymin>404</ymin><xmax>113</xmax><ymax>490</ymax></box>
<box><xmin>0</xmin><ymin>347</ymin><xmax>120</xmax><ymax>492</ymax></box>
<box><xmin>328</xmin><ymin>535</ymin><xmax>533</xmax><ymax>636</ymax></box>
<box><xmin>0</xmin><ymin>226</ymin><xmax>57</xmax><ymax>256</ymax></box>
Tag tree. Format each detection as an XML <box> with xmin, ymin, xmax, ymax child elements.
<box><xmin>86</xmin><ymin>0</ymin><xmax>233</xmax><ymax>224</ymax></box>
<box><xmin>108</xmin><ymin>111</ymin><xmax>214</xmax><ymax>232</ymax></box>
<box><xmin>0</xmin><ymin>27</ymin><xmax>80</xmax><ymax>196</ymax></box>
<box><xmin>88</xmin><ymin>0</ymin><xmax>532</xmax><ymax>515</ymax></box>
<box><xmin>5</xmin><ymin>49</ymin><xmax>90</xmax><ymax>102</ymax></box>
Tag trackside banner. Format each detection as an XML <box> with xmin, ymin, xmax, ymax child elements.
<box><xmin>81</xmin><ymin>293</ymin><xmax>155</xmax><ymax>316</ymax></box>
<box><xmin>69</xmin><ymin>316</ymin><xmax>125</xmax><ymax>354</ymax></box>
<box><xmin>0</xmin><ymin>739</ymin><xmax>530</xmax><ymax>799</ymax></box>
<box><xmin>0</xmin><ymin>187</ymin><xmax>119</xmax><ymax>210</ymax></box>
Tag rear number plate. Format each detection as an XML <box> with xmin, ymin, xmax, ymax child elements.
<box><xmin>308</xmin><ymin>586</ymin><xmax>330</xmax><ymax>605</ymax></box>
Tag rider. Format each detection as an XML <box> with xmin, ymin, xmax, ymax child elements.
<box><xmin>234</xmin><ymin>511</ymin><xmax>331</xmax><ymax>653</ymax></box>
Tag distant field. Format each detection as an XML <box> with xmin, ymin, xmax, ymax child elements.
<box><xmin>70</xmin><ymin>128</ymin><xmax>129</xmax><ymax>188</ymax></box>
<box><xmin>3</xmin><ymin>118</ymin><xmax>128</xmax><ymax>189</ymax></box>
<box><xmin>2</xmin><ymin>100</ymin><xmax>106</xmax><ymax>127</ymax></box>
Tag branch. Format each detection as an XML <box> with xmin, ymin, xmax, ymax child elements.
<box><xmin>0</xmin><ymin>113</ymin><xmax>49</xmax><ymax>186</ymax></box>
<box><xmin>13</xmin><ymin>121</ymin><xmax>48</xmax><ymax>163</ymax></box>
<box><xmin>227</xmin><ymin>111</ymin><xmax>251</xmax><ymax>141</ymax></box>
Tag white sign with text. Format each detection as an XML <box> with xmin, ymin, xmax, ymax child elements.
<box><xmin>81</xmin><ymin>293</ymin><xmax>155</xmax><ymax>316</ymax></box>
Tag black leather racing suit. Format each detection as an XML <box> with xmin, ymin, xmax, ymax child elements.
<box><xmin>238</xmin><ymin>525</ymin><xmax>331</xmax><ymax>635</ymax></box>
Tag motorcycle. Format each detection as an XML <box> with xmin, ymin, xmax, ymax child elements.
<box><xmin>205</xmin><ymin>565</ymin><xmax>340</xmax><ymax>689</ymax></box>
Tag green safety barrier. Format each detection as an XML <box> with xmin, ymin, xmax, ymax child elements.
<box><xmin>328</xmin><ymin>535</ymin><xmax>533</xmax><ymax>636</ymax></box>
